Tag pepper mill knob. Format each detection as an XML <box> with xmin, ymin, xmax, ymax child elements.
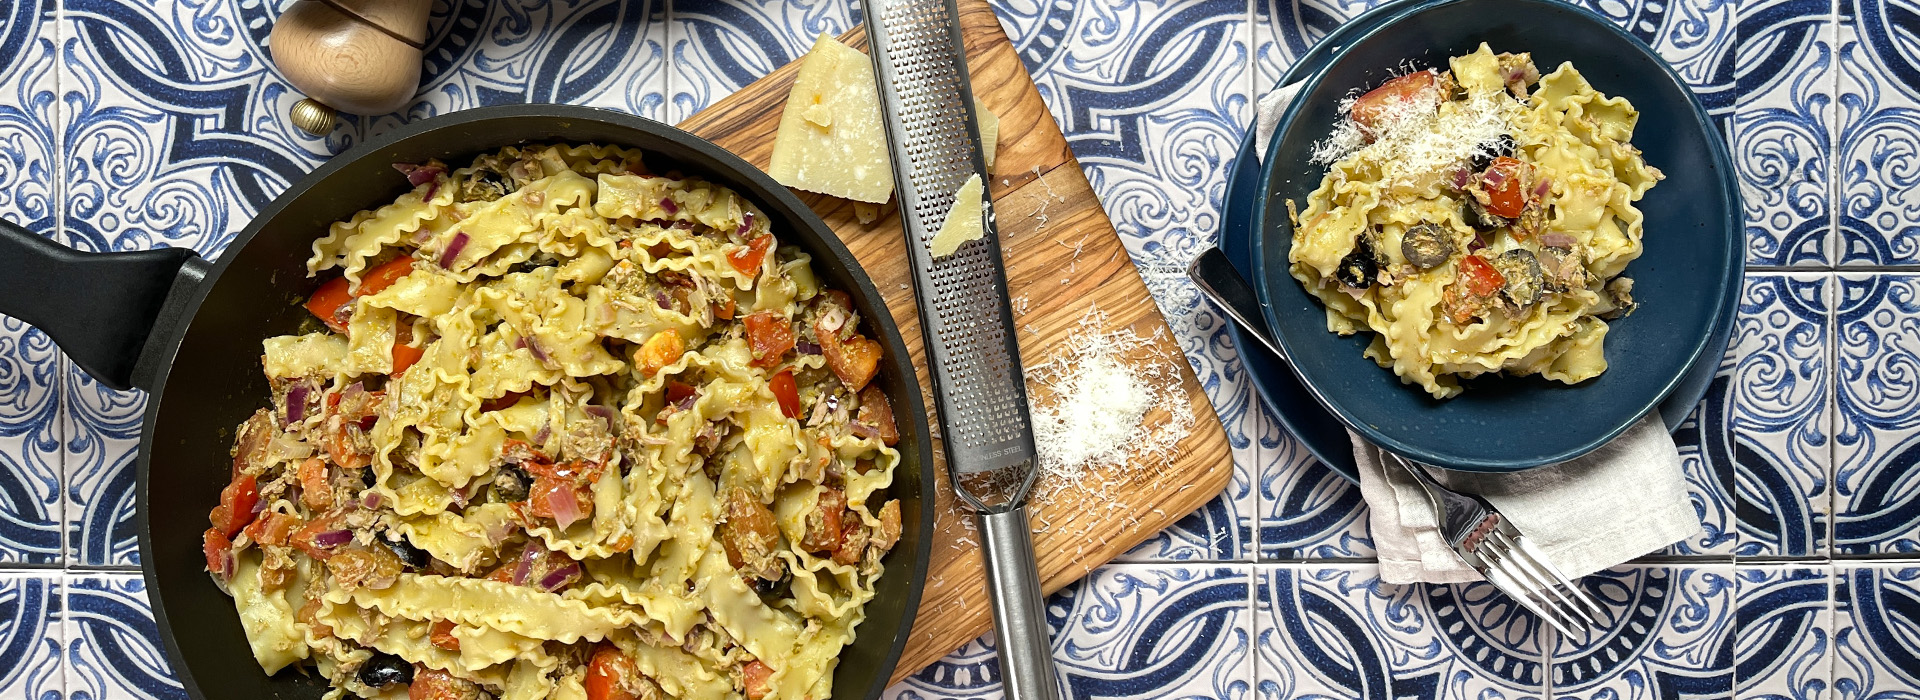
<box><xmin>269</xmin><ymin>0</ymin><xmax>433</xmax><ymax>136</ymax></box>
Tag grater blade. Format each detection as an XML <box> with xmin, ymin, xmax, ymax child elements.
<box><xmin>861</xmin><ymin>0</ymin><xmax>1036</xmax><ymax>513</ymax></box>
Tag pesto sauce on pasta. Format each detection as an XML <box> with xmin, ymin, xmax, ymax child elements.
<box><xmin>1290</xmin><ymin>44</ymin><xmax>1664</xmax><ymax>398</ymax></box>
<box><xmin>207</xmin><ymin>144</ymin><xmax>906</xmax><ymax>700</ymax></box>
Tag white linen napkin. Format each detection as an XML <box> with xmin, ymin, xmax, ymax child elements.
<box><xmin>1252</xmin><ymin>83</ymin><xmax>1700</xmax><ymax>584</ymax></box>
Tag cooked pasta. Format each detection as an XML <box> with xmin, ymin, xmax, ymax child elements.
<box><xmin>1289</xmin><ymin>44</ymin><xmax>1662</xmax><ymax>398</ymax></box>
<box><xmin>202</xmin><ymin>144</ymin><xmax>907</xmax><ymax>700</ymax></box>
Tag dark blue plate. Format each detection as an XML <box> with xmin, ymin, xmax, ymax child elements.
<box><xmin>1225</xmin><ymin>0</ymin><xmax>1741</xmax><ymax>475</ymax></box>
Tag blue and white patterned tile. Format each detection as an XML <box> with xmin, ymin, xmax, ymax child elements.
<box><xmin>367</xmin><ymin>0</ymin><xmax>672</xmax><ymax>134</ymax></box>
<box><xmin>1551</xmin><ymin>565</ymin><xmax>1735</xmax><ymax>700</ymax></box>
<box><xmin>0</xmin><ymin>0</ymin><xmax>65</xmax><ymax>567</ymax></box>
<box><xmin>1834</xmin><ymin>273</ymin><xmax>1920</xmax><ymax>554</ymax></box>
<box><xmin>0</xmin><ymin>575</ymin><xmax>65</xmax><ymax>700</ymax></box>
<box><xmin>1735</xmin><ymin>0</ymin><xmax>1837</xmax><ymax>266</ymax></box>
<box><xmin>1836</xmin><ymin>0</ymin><xmax>1920</xmax><ymax>265</ymax></box>
<box><xmin>1254</xmin><ymin>563</ymin><xmax>1547</xmax><ymax>699</ymax></box>
<box><xmin>1672</xmin><ymin>274</ymin><xmax>1829</xmax><ymax>557</ymax></box>
<box><xmin>64</xmin><ymin>575</ymin><xmax>182</xmax><ymax>700</ymax></box>
<box><xmin>1832</xmin><ymin>566</ymin><xmax>1920</xmax><ymax>700</ymax></box>
<box><xmin>1251</xmin><ymin>0</ymin><xmax>1392</xmax><ymax>89</ymax></box>
<box><xmin>886</xmin><ymin>564</ymin><xmax>1253</xmax><ymax>700</ymax></box>
<box><xmin>1734</xmin><ymin>566</ymin><xmax>1833</xmax><ymax>700</ymax></box>
<box><xmin>1249</xmin><ymin>414</ymin><xmax>1370</xmax><ymax>560</ymax></box>
<box><xmin>665</xmin><ymin>0</ymin><xmax>858</xmax><ymax>123</ymax></box>
<box><xmin>1003</xmin><ymin>0</ymin><xmax>1256</xmax><ymax>560</ymax></box>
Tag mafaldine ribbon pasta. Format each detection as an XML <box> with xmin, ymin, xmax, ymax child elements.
<box><xmin>1289</xmin><ymin>44</ymin><xmax>1663</xmax><ymax>398</ymax></box>
<box><xmin>202</xmin><ymin>144</ymin><xmax>907</xmax><ymax>700</ymax></box>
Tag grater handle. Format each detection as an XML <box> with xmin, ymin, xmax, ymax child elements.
<box><xmin>978</xmin><ymin>506</ymin><xmax>1062</xmax><ymax>700</ymax></box>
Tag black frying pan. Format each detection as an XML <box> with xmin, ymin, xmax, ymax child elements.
<box><xmin>0</xmin><ymin>104</ymin><xmax>934</xmax><ymax>700</ymax></box>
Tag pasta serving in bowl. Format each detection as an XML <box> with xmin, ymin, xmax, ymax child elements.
<box><xmin>201</xmin><ymin>142</ymin><xmax>910</xmax><ymax>700</ymax></box>
<box><xmin>1251</xmin><ymin>0</ymin><xmax>1741</xmax><ymax>471</ymax></box>
<box><xmin>1288</xmin><ymin>44</ymin><xmax>1663</xmax><ymax>399</ymax></box>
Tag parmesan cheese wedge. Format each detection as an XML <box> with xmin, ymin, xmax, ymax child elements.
<box><xmin>768</xmin><ymin>34</ymin><xmax>894</xmax><ymax>204</ymax></box>
<box><xmin>929</xmin><ymin>174</ymin><xmax>985</xmax><ymax>258</ymax></box>
<box><xmin>974</xmin><ymin>97</ymin><xmax>1000</xmax><ymax>170</ymax></box>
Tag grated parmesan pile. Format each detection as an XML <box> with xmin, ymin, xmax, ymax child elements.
<box><xmin>1309</xmin><ymin>81</ymin><xmax>1514</xmax><ymax>189</ymax></box>
<box><xmin>1025</xmin><ymin>307</ymin><xmax>1194</xmax><ymax>501</ymax></box>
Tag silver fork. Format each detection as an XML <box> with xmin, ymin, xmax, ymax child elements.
<box><xmin>1387</xmin><ymin>452</ymin><xmax>1609</xmax><ymax>637</ymax></box>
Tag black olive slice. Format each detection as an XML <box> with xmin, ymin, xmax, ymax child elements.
<box><xmin>1400</xmin><ymin>224</ymin><xmax>1456</xmax><ymax>270</ymax></box>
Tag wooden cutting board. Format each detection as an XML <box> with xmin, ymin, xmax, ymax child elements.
<box><xmin>677</xmin><ymin>0</ymin><xmax>1232</xmax><ymax>684</ymax></box>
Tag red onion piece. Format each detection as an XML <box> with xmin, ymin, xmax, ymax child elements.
<box><xmin>824</xmin><ymin>394</ymin><xmax>840</xmax><ymax>413</ymax></box>
<box><xmin>548</xmin><ymin>489</ymin><xmax>584</xmax><ymax>530</ymax></box>
<box><xmin>312</xmin><ymin>529</ymin><xmax>354</xmax><ymax>549</ymax></box>
<box><xmin>1468</xmin><ymin>233</ymin><xmax>1489</xmax><ymax>252</ymax></box>
<box><xmin>659</xmin><ymin>197</ymin><xmax>679</xmax><ymax>215</ymax></box>
<box><xmin>286</xmin><ymin>383</ymin><xmax>310</xmax><ymax>423</ymax></box>
<box><xmin>362</xmin><ymin>492</ymin><xmax>383</xmax><ymax>509</ymax></box>
<box><xmin>438</xmin><ymin>232</ymin><xmax>470</xmax><ymax>269</ymax></box>
<box><xmin>674</xmin><ymin>394</ymin><xmax>698</xmax><ymax>411</ymax></box>
<box><xmin>1533</xmin><ymin>178</ymin><xmax>1553</xmax><ymax>197</ymax></box>
<box><xmin>538</xmin><ymin>562</ymin><xmax>581</xmax><ymax>592</ymax></box>
<box><xmin>534</xmin><ymin>421</ymin><xmax>552</xmax><ymax>446</ymax></box>
<box><xmin>655</xmin><ymin>290</ymin><xmax>673</xmax><ymax>310</ymax></box>
<box><xmin>522</xmin><ymin>336</ymin><xmax>552</xmax><ymax>365</ymax></box>
<box><xmin>850</xmin><ymin>422</ymin><xmax>881</xmax><ymax>440</ymax></box>
<box><xmin>738</xmin><ymin>211</ymin><xmax>754</xmax><ymax>234</ymax></box>
<box><xmin>1482</xmin><ymin>167</ymin><xmax>1509</xmax><ymax>189</ymax></box>
<box><xmin>583</xmin><ymin>405</ymin><xmax>615</xmax><ymax>428</ymax></box>
<box><xmin>1450</xmin><ymin>167</ymin><xmax>1472</xmax><ymax>190</ymax></box>
<box><xmin>1540</xmin><ymin>232</ymin><xmax>1578</xmax><ymax>248</ymax></box>
<box><xmin>393</xmin><ymin>162</ymin><xmax>444</xmax><ymax>187</ymax></box>
<box><xmin>511</xmin><ymin>545</ymin><xmax>539</xmax><ymax>585</ymax></box>
<box><xmin>796</xmin><ymin>340</ymin><xmax>822</xmax><ymax>355</ymax></box>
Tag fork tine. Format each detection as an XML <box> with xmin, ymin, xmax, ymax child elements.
<box><xmin>1477</xmin><ymin>553</ymin><xmax>1576</xmax><ymax>637</ymax></box>
<box><xmin>1510</xmin><ymin>534</ymin><xmax>1609</xmax><ymax>619</ymax></box>
<box><xmin>1477</xmin><ymin>541</ymin><xmax>1578</xmax><ymax>637</ymax></box>
<box><xmin>1489</xmin><ymin>530</ymin><xmax>1595</xmax><ymax>628</ymax></box>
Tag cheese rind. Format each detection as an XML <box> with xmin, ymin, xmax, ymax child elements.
<box><xmin>768</xmin><ymin>34</ymin><xmax>894</xmax><ymax>204</ymax></box>
<box><xmin>929</xmin><ymin>174</ymin><xmax>985</xmax><ymax>258</ymax></box>
<box><xmin>974</xmin><ymin>97</ymin><xmax>1000</xmax><ymax>170</ymax></box>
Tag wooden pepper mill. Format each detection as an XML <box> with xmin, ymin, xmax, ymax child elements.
<box><xmin>269</xmin><ymin>0</ymin><xmax>433</xmax><ymax>135</ymax></box>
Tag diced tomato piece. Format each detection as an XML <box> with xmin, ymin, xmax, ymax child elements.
<box><xmin>524</xmin><ymin>460</ymin><xmax>601</xmax><ymax>528</ymax></box>
<box><xmin>770</xmin><ymin>370</ymin><xmax>801</xmax><ymax>420</ymax></box>
<box><xmin>834</xmin><ymin>519</ymin><xmax>869</xmax><ymax>566</ymax></box>
<box><xmin>744</xmin><ymin>312</ymin><xmax>795</xmax><ymax>368</ymax></box>
<box><xmin>296</xmin><ymin>595</ymin><xmax>333</xmax><ymax>639</ymax></box>
<box><xmin>586</xmin><ymin>643</ymin><xmax>640</xmax><ymax>700</ymax></box>
<box><xmin>210</xmin><ymin>474</ymin><xmax>260</xmax><ymax>538</ymax></box>
<box><xmin>855</xmin><ymin>386</ymin><xmax>900</xmax><ymax>446</ymax></box>
<box><xmin>408</xmin><ymin>668</ymin><xmax>479</xmax><ymax>700</ymax></box>
<box><xmin>203</xmin><ymin>528</ymin><xmax>233</xmax><ymax>579</ymax></box>
<box><xmin>638</xmin><ymin>329</ymin><xmax>685</xmax><ymax>376</ymax></box>
<box><xmin>358</xmin><ymin>258</ymin><xmax>417</xmax><ymax>297</ymax></box>
<box><xmin>647</xmin><ymin>241</ymin><xmax>674</xmax><ymax>258</ymax></box>
<box><xmin>743</xmin><ymin>660</ymin><xmax>775</xmax><ymax>700</ymax></box>
<box><xmin>390</xmin><ymin>343</ymin><xmax>424</xmax><ymax>376</ymax></box>
<box><xmin>712</xmin><ymin>296</ymin><xmax>736</xmax><ymax>321</ymax></box>
<box><xmin>818</xmin><ymin>323</ymin><xmax>883</xmax><ymax>391</ymax></box>
<box><xmin>484</xmin><ymin>562</ymin><xmax>517</xmax><ymax>582</ymax></box>
<box><xmin>305</xmin><ymin>276</ymin><xmax>354</xmax><ymax>334</ymax></box>
<box><xmin>1482</xmin><ymin>156</ymin><xmax>1530</xmax><ymax>218</ymax></box>
<box><xmin>1458</xmin><ymin>254</ymin><xmax>1507</xmax><ymax>298</ymax></box>
<box><xmin>719</xmin><ymin>489</ymin><xmax>781</xmax><ymax>578</ymax></box>
<box><xmin>800</xmin><ymin>488</ymin><xmax>846</xmax><ymax>553</ymax></box>
<box><xmin>874</xmin><ymin>500</ymin><xmax>903</xmax><ymax>550</ymax></box>
<box><xmin>244</xmin><ymin>512</ymin><xmax>301</xmax><ymax>547</ymax></box>
<box><xmin>666</xmin><ymin>381</ymin><xmax>699</xmax><ymax>405</ymax></box>
<box><xmin>297</xmin><ymin>458</ymin><xmax>332</xmax><ymax>510</ymax></box>
<box><xmin>728</xmin><ymin>235</ymin><xmax>775</xmax><ymax>275</ymax></box>
<box><xmin>430</xmin><ymin>620</ymin><xmax>460</xmax><ymax>652</ymax></box>
<box><xmin>481</xmin><ymin>390</ymin><xmax>529</xmax><ymax>413</ymax></box>
<box><xmin>1351</xmin><ymin>70</ymin><xmax>1441</xmax><ymax>134</ymax></box>
<box><xmin>325</xmin><ymin>543</ymin><xmax>404</xmax><ymax>591</ymax></box>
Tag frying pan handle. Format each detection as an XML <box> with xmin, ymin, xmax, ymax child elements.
<box><xmin>978</xmin><ymin>505</ymin><xmax>1063</xmax><ymax>700</ymax></box>
<box><xmin>0</xmin><ymin>218</ymin><xmax>208</xmax><ymax>392</ymax></box>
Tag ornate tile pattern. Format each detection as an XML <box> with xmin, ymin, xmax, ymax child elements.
<box><xmin>886</xmin><ymin>564</ymin><xmax>1253</xmax><ymax>700</ymax></box>
<box><xmin>1254</xmin><ymin>564</ymin><xmax>1548</xmax><ymax>699</ymax></box>
<box><xmin>1735</xmin><ymin>566</ymin><xmax>1833</xmax><ymax>700</ymax></box>
<box><xmin>1833</xmin><ymin>566</ymin><xmax>1920</xmax><ymax>699</ymax></box>
<box><xmin>1837</xmin><ymin>0</ymin><xmax>1920</xmax><ymax>266</ymax></box>
<box><xmin>0</xmin><ymin>0</ymin><xmax>63</xmax><ymax>567</ymax></box>
<box><xmin>0</xmin><ymin>0</ymin><xmax>1914</xmax><ymax>696</ymax></box>
<box><xmin>1835</xmin><ymin>272</ymin><xmax>1920</xmax><ymax>554</ymax></box>
<box><xmin>1551</xmin><ymin>565</ymin><xmax>1735</xmax><ymax>700</ymax></box>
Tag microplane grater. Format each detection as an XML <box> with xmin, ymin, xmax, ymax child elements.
<box><xmin>860</xmin><ymin>0</ymin><xmax>1036</xmax><ymax>512</ymax></box>
<box><xmin>860</xmin><ymin>1</ymin><xmax>1063</xmax><ymax>697</ymax></box>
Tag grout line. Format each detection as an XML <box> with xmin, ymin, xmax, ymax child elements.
<box><xmin>51</xmin><ymin>0</ymin><xmax>68</xmax><ymax>573</ymax></box>
<box><xmin>1828</xmin><ymin>0</ymin><xmax>1845</xmax><ymax>554</ymax></box>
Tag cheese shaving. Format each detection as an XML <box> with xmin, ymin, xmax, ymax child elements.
<box><xmin>1310</xmin><ymin>81</ymin><xmax>1515</xmax><ymax>189</ymax></box>
<box><xmin>1026</xmin><ymin>307</ymin><xmax>1193</xmax><ymax>501</ymax></box>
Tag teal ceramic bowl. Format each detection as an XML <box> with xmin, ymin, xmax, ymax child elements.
<box><xmin>1252</xmin><ymin>0</ymin><xmax>1743</xmax><ymax>471</ymax></box>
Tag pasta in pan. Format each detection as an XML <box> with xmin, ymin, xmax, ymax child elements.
<box><xmin>1289</xmin><ymin>44</ymin><xmax>1663</xmax><ymax>398</ymax></box>
<box><xmin>202</xmin><ymin>144</ymin><xmax>906</xmax><ymax>700</ymax></box>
